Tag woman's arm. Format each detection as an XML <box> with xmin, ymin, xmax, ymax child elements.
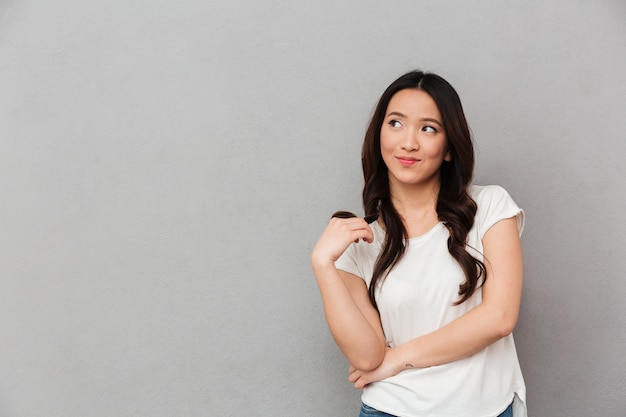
<box><xmin>349</xmin><ymin>216</ymin><xmax>523</xmax><ymax>387</ymax></box>
<box><xmin>311</xmin><ymin>217</ymin><xmax>386</xmax><ymax>371</ymax></box>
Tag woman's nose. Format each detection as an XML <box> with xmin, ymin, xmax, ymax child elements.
<box><xmin>401</xmin><ymin>130</ymin><xmax>419</xmax><ymax>151</ymax></box>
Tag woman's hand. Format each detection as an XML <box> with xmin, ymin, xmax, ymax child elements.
<box><xmin>310</xmin><ymin>217</ymin><xmax>374</xmax><ymax>271</ymax></box>
<box><xmin>348</xmin><ymin>347</ymin><xmax>406</xmax><ymax>389</ymax></box>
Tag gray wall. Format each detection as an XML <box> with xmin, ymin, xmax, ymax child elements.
<box><xmin>1</xmin><ymin>1</ymin><xmax>624</xmax><ymax>416</ymax></box>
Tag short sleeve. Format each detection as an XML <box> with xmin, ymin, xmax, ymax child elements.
<box><xmin>334</xmin><ymin>242</ymin><xmax>363</xmax><ymax>279</ymax></box>
<box><xmin>472</xmin><ymin>185</ymin><xmax>525</xmax><ymax>239</ymax></box>
<box><xmin>334</xmin><ymin>222</ymin><xmax>381</xmax><ymax>286</ymax></box>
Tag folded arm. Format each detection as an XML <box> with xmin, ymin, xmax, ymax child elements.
<box><xmin>349</xmin><ymin>216</ymin><xmax>523</xmax><ymax>387</ymax></box>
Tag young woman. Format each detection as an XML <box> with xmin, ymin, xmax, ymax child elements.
<box><xmin>311</xmin><ymin>71</ymin><xmax>526</xmax><ymax>417</ymax></box>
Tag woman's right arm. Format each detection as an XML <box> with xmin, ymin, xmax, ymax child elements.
<box><xmin>310</xmin><ymin>217</ymin><xmax>386</xmax><ymax>371</ymax></box>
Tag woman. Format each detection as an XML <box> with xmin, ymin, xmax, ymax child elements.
<box><xmin>311</xmin><ymin>71</ymin><xmax>526</xmax><ymax>417</ymax></box>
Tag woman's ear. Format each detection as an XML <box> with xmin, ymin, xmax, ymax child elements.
<box><xmin>444</xmin><ymin>150</ymin><xmax>452</xmax><ymax>162</ymax></box>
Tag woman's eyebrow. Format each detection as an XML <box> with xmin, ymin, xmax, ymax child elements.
<box><xmin>386</xmin><ymin>112</ymin><xmax>443</xmax><ymax>127</ymax></box>
<box><xmin>420</xmin><ymin>117</ymin><xmax>443</xmax><ymax>127</ymax></box>
<box><xmin>386</xmin><ymin>111</ymin><xmax>406</xmax><ymax>118</ymax></box>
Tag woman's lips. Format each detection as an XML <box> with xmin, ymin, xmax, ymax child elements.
<box><xmin>396</xmin><ymin>156</ymin><xmax>419</xmax><ymax>167</ymax></box>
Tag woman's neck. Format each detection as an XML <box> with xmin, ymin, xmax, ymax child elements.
<box><xmin>389</xmin><ymin>181</ymin><xmax>441</xmax><ymax>238</ymax></box>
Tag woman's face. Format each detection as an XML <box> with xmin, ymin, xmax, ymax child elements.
<box><xmin>380</xmin><ymin>88</ymin><xmax>451</xmax><ymax>192</ymax></box>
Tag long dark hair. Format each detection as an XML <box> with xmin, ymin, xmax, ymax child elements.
<box><xmin>362</xmin><ymin>70</ymin><xmax>485</xmax><ymax>309</ymax></box>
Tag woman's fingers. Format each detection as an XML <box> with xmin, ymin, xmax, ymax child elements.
<box><xmin>311</xmin><ymin>217</ymin><xmax>374</xmax><ymax>269</ymax></box>
<box><xmin>329</xmin><ymin>217</ymin><xmax>373</xmax><ymax>243</ymax></box>
<box><xmin>348</xmin><ymin>369</ymin><xmax>361</xmax><ymax>383</ymax></box>
<box><xmin>348</xmin><ymin>370</ymin><xmax>369</xmax><ymax>389</ymax></box>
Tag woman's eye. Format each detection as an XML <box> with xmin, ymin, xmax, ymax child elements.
<box><xmin>422</xmin><ymin>125</ymin><xmax>438</xmax><ymax>133</ymax></box>
<box><xmin>389</xmin><ymin>120</ymin><xmax>402</xmax><ymax>128</ymax></box>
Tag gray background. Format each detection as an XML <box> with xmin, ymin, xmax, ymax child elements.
<box><xmin>1</xmin><ymin>1</ymin><xmax>625</xmax><ymax>416</ymax></box>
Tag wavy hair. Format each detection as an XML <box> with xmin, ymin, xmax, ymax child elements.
<box><xmin>361</xmin><ymin>70</ymin><xmax>485</xmax><ymax>309</ymax></box>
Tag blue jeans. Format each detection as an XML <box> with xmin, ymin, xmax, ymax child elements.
<box><xmin>359</xmin><ymin>401</ymin><xmax>513</xmax><ymax>417</ymax></box>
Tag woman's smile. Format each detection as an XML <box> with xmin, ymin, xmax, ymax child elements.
<box><xmin>395</xmin><ymin>156</ymin><xmax>420</xmax><ymax>167</ymax></box>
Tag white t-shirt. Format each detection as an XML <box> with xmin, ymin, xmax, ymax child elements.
<box><xmin>335</xmin><ymin>185</ymin><xmax>527</xmax><ymax>417</ymax></box>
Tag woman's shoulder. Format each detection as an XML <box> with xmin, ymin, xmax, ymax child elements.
<box><xmin>468</xmin><ymin>184</ymin><xmax>510</xmax><ymax>202</ymax></box>
<box><xmin>469</xmin><ymin>184</ymin><xmax>524</xmax><ymax>236</ymax></box>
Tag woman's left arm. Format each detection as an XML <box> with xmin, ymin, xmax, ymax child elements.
<box><xmin>349</xmin><ymin>216</ymin><xmax>523</xmax><ymax>388</ymax></box>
